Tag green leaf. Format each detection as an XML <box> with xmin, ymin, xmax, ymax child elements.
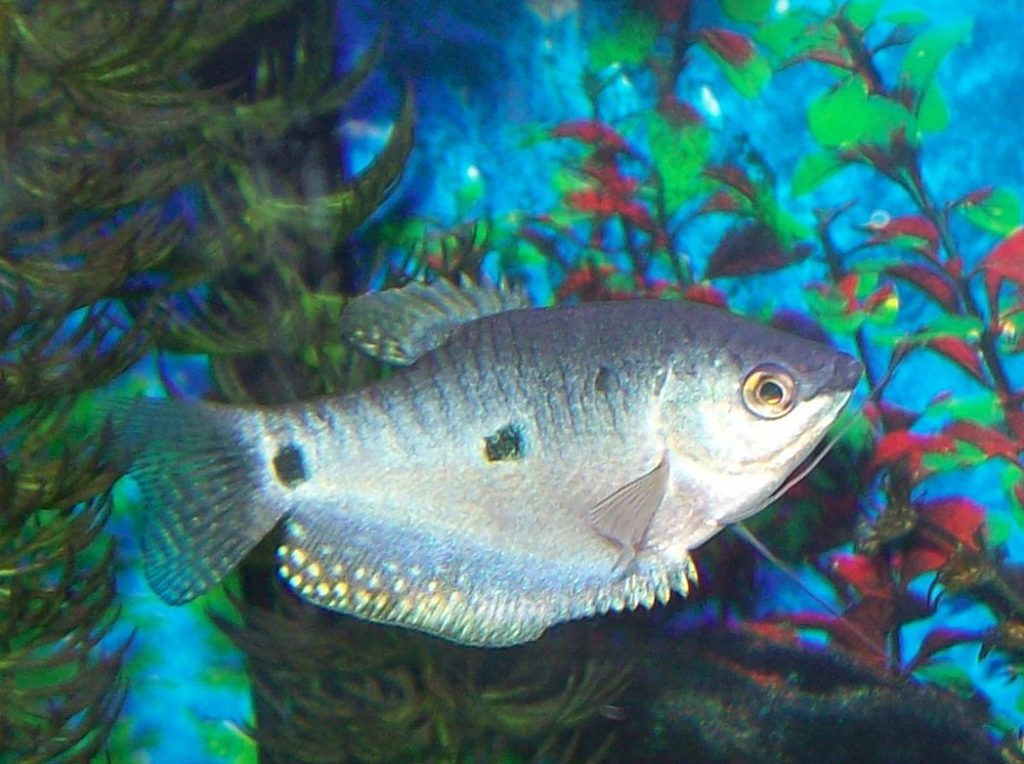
<box><xmin>914</xmin><ymin>661</ymin><xmax>979</xmax><ymax>698</ymax></box>
<box><xmin>753</xmin><ymin>17</ymin><xmax>797</xmax><ymax>56</ymax></box>
<box><xmin>845</xmin><ymin>0</ymin><xmax>884</xmax><ymax>30</ymax></box>
<box><xmin>921</xmin><ymin>441</ymin><xmax>987</xmax><ymax>472</ymax></box>
<box><xmin>552</xmin><ymin>168</ymin><xmax>589</xmax><ymax>197</ymax></box>
<box><xmin>808</xmin><ymin>76</ymin><xmax>916</xmax><ymax>148</ymax></box>
<box><xmin>720</xmin><ymin>0</ymin><xmax>772</xmax><ymax>24</ymax></box>
<box><xmin>804</xmin><ymin>288</ymin><xmax>865</xmax><ymax>334</ymax></box>
<box><xmin>647</xmin><ymin>115</ymin><xmax>712</xmax><ymax>211</ymax></box>
<box><xmin>916</xmin><ymin>81</ymin><xmax>949</xmax><ymax>132</ymax></box>
<box><xmin>755</xmin><ymin>14</ymin><xmax>816</xmax><ymax>57</ymax></box>
<box><xmin>922</xmin><ymin>313</ymin><xmax>985</xmax><ymax>340</ymax></box>
<box><xmin>792</xmin><ymin>152</ymin><xmax>846</xmax><ymax>195</ymax></box>
<box><xmin>926</xmin><ymin>391</ymin><xmax>1004</xmax><ymax>426</ymax></box>
<box><xmin>884</xmin><ymin>10</ymin><xmax>931</xmax><ymax>25</ymax></box>
<box><xmin>901</xmin><ymin>21</ymin><xmax>972</xmax><ymax>91</ymax></box>
<box><xmin>589</xmin><ymin>13</ymin><xmax>659</xmax><ymax>69</ymax></box>
<box><xmin>960</xmin><ymin>187</ymin><xmax>1023</xmax><ymax>236</ymax></box>
<box><xmin>507</xmin><ymin>240</ymin><xmax>548</xmax><ymax>269</ymax></box>
<box><xmin>988</xmin><ymin>512</ymin><xmax>1011</xmax><ymax>547</ymax></box>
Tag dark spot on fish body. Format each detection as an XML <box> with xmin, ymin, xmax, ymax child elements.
<box><xmin>483</xmin><ymin>423</ymin><xmax>524</xmax><ymax>462</ymax></box>
<box><xmin>272</xmin><ymin>443</ymin><xmax>307</xmax><ymax>487</ymax></box>
<box><xmin>594</xmin><ymin>365</ymin><xmax>620</xmax><ymax>395</ymax></box>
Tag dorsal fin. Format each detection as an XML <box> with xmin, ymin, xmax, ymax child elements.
<box><xmin>340</xmin><ymin>276</ymin><xmax>530</xmax><ymax>365</ymax></box>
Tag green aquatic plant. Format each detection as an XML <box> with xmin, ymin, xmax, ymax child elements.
<box><xmin>0</xmin><ymin>404</ymin><xmax>124</xmax><ymax>764</ymax></box>
<box><xmin>0</xmin><ymin>0</ymin><xmax>412</xmax><ymax>760</ymax></box>
<box><xmin>216</xmin><ymin>591</ymin><xmax>625</xmax><ymax>764</ymax></box>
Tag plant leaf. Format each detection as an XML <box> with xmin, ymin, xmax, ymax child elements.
<box><xmin>980</xmin><ymin>228</ymin><xmax>1024</xmax><ymax>321</ymax></box>
<box><xmin>719</xmin><ymin>0</ymin><xmax>772</xmax><ymax>24</ymax></box>
<box><xmin>885</xmin><ymin>263</ymin><xmax>958</xmax><ymax>310</ymax></box>
<box><xmin>845</xmin><ymin>0</ymin><xmax>885</xmax><ymax>30</ymax></box>
<box><xmin>808</xmin><ymin>76</ymin><xmax>916</xmax><ymax>149</ymax></box>
<box><xmin>647</xmin><ymin>115</ymin><xmax>712</xmax><ymax>211</ymax></box>
<box><xmin>700</xmin><ymin>28</ymin><xmax>771</xmax><ymax>98</ymax></box>
<box><xmin>958</xmin><ymin>187</ymin><xmax>1023</xmax><ymax>236</ymax></box>
<box><xmin>792</xmin><ymin>152</ymin><xmax>846</xmax><ymax>195</ymax></box>
<box><xmin>900</xmin><ymin>21</ymin><xmax>973</xmax><ymax>93</ymax></box>
<box><xmin>589</xmin><ymin>12</ymin><xmax>659</xmax><ymax>69</ymax></box>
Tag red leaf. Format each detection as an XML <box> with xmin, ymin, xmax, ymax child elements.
<box><xmin>1006</xmin><ymin>407</ymin><xmax>1024</xmax><ymax>442</ymax></box>
<box><xmin>980</xmin><ymin>228</ymin><xmax>1024</xmax><ymax>323</ymax></box>
<box><xmin>649</xmin><ymin>0</ymin><xmax>691</xmax><ymax>24</ymax></box>
<box><xmin>683</xmin><ymin>283</ymin><xmax>728</xmax><ymax>308</ymax></box>
<box><xmin>867</xmin><ymin>214</ymin><xmax>939</xmax><ymax>258</ymax></box>
<box><xmin>833</xmin><ymin>599</ymin><xmax>894</xmax><ymax>668</ymax></box>
<box><xmin>885</xmin><ymin>263</ymin><xmax>958</xmax><ymax>311</ymax></box>
<box><xmin>616</xmin><ymin>200</ymin><xmax>657</xmax><ymax>232</ymax></box>
<box><xmin>657</xmin><ymin>93</ymin><xmax>703</xmax><ymax>126</ymax></box>
<box><xmin>700</xmin><ymin>189</ymin><xmax>742</xmax><ymax>213</ymax></box>
<box><xmin>869</xmin><ymin>430</ymin><xmax>957</xmax><ymax>473</ymax></box>
<box><xmin>919</xmin><ymin>497</ymin><xmax>986</xmax><ymax>548</ymax></box>
<box><xmin>704</xmin><ymin>222</ymin><xmax>809</xmax><ymax>279</ymax></box>
<box><xmin>955</xmin><ymin>186</ymin><xmax>994</xmax><ymax>208</ymax></box>
<box><xmin>566</xmin><ymin>189</ymin><xmax>617</xmax><ymax>216</ymax></box>
<box><xmin>584</xmin><ymin>159</ymin><xmax>638</xmax><ymax>198</ymax></box>
<box><xmin>926</xmin><ymin>336</ymin><xmax>986</xmax><ymax>382</ymax></box>
<box><xmin>704</xmin><ymin>164</ymin><xmax>756</xmax><ymax>199</ymax></box>
<box><xmin>861</xmin><ymin>282</ymin><xmax>895</xmax><ymax>312</ymax></box>
<box><xmin>900</xmin><ymin>544</ymin><xmax>951</xmax><ymax>581</ymax></box>
<box><xmin>552</xmin><ymin>120</ymin><xmax>629</xmax><ymax>153</ymax></box>
<box><xmin>876</xmin><ymin>401</ymin><xmax>922</xmax><ymax>431</ymax></box>
<box><xmin>901</xmin><ymin>497</ymin><xmax>987</xmax><ymax>581</ymax></box>
<box><xmin>831</xmin><ymin>553</ymin><xmax>890</xmax><ymax>598</ymax></box>
<box><xmin>838</xmin><ymin>272</ymin><xmax>859</xmax><ymax>304</ymax></box>
<box><xmin>744</xmin><ymin>620</ymin><xmax>801</xmax><ymax>645</ymax></box>
<box><xmin>905</xmin><ymin>627</ymin><xmax>988</xmax><ymax>674</ymax></box>
<box><xmin>699</xmin><ymin>28</ymin><xmax>754</xmax><ymax>66</ymax></box>
<box><xmin>945</xmin><ymin>421</ymin><xmax>1020</xmax><ymax>462</ymax></box>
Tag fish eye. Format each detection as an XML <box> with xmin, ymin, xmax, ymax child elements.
<box><xmin>742</xmin><ymin>366</ymin><xmax>796</xmax><ymax>419</ymax></box>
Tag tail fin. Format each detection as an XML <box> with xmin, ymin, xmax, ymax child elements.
<box><xmin>111</xmin><ymin>398</ymin><xmax>286</xmax><ymax>604</ymax></box>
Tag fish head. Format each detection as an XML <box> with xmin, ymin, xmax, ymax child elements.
<box><xmin>658</xmin><ymin>320</ymin><xmax>862</xmax><ymax>526</ymax></box>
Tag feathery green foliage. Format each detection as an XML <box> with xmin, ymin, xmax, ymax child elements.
<box><xmin>215</xmin><ymin>591</ymin><xmax>625</xmax><ymax>764</ymax></box>
<box><xmin>0</xmin><ymin>0</ymin><xmax>413</xmax><ymax>759</ymax></box>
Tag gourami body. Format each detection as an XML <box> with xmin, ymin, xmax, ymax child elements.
<box><xmin>112</xmin><ymin>280</ymin><xmax>861</xmax><ymax>646</ymax></box>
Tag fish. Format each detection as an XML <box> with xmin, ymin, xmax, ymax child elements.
<box><xmin>110</xmin><ymin>279</ymin><xmax>862</xmax><ymax>647</ymax></box>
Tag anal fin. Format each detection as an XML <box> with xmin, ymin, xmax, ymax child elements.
<box><xmin>275</xmin><ymin>499</ymin><xmax>567</xmax><ymax>647</ymax></box>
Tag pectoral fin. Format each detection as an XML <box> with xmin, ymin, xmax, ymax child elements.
<box><xmin>340</xmin><ymin>276</ymin><xmax>529</xmax><ymax>365</ymax></box>
<box><xmin>588</xmin><ymin>457</ymin><xmax>669</xmax><ymax>562</ymax></box>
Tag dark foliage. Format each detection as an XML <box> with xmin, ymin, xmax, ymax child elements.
<box><xmin>0</xmin><ymin>0</ymin><xmax>411</xmax><ymax>760</ymax></box>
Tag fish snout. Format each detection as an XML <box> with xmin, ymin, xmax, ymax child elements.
<box><xmin>831</xmin><ymin>353</ymin><xmax>863</xmax><ymax>391</ymax></box>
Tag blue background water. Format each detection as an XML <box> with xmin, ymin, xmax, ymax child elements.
<box><xmin>105</xmin><ymin>1</ymin><xmax>1024</xmax><ymax>760</ymax></box>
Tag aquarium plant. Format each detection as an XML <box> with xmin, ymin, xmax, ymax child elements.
<box><xmin>2</xmin><ymin>0</ymin><xmax>1024</xmax><ymax>762</ymax></box>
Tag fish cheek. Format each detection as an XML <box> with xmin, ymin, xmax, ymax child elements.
<box><xmin>272</xmin><ymin>443</ymin><xmax>308</xmax><ymax>487</ymax></box>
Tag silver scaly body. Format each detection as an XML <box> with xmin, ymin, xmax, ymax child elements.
<box><xmin>113</xmin><ymin>283</ymin><xmax>861</xmax><ymax>646</ymax></box>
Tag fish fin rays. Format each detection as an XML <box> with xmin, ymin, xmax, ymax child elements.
<box><xmin>588</xmin><ymin>456</ymin><xmax>669</xmax><ymax>565</ymax></box>
<box><xmin>114</xmin><ymin>398</ymin><xmax>285</xmax><ymax>604</ymax></box>
<box><xmin>340</xmin><ymin>276</ymin><xmax>530</xmax><ymax>365</ymax></box>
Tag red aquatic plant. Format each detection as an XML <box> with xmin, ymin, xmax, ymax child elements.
<box><xmin>491</xmin><ymin>2</ymin><xmax>1024</xmax><ymax>748</ymax></box>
